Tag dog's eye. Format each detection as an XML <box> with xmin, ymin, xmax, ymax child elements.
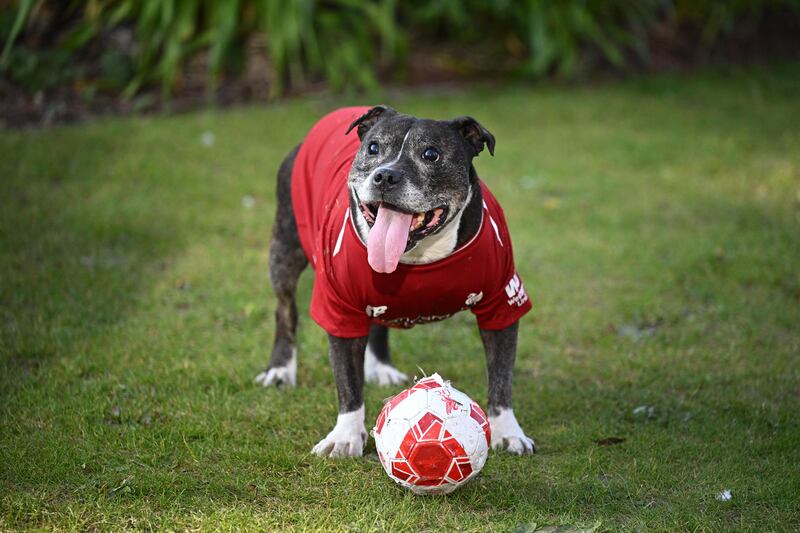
<box><xmin>367</xmin><ymin>142</ymin><xmax>380</xmax><ymax>155</ymax></box>
<box><xmin>422</xmin><ymin>147</ymin><xmax>440</xmax><ymax>162</ymax></box>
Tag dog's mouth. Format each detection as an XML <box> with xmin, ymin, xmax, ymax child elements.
<box><xmin>359</xmin><ymin>202</ymin><xmax>448</xmax><ymax>245</ymax></box>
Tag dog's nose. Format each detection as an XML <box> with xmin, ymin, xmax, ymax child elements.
<box><xmin>372</xmin><ymin>168</ymin><xmax>402</xmax><ymax>190</ymax></box>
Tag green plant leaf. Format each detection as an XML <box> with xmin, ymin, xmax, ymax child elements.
<box><xmin>0</xmin><ymin>0</ymin><xmax>35</xmax><ymax>71</ymax></box>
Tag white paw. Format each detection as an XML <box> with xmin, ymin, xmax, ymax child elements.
<box><xmin>311</xmin><ymin>406</ymin><xmax>367</xmax><ymax>458</ymax></box>
<box><xmin>366</xmin><ymin>362</ymin><xmax>408</xmax><ymax>386</ymax></box>
<box><xmin>489</xmin><ymin>407</ymin><xmax>536</xmax><ymax>455</ymax></box>
<box><xmin>364</xmin><ymin>346</ymin><xmax>408</xmax><ymax>386</ymax></box>
<box><xmin>254</xmin><ymin>350</ymin><xmax>297</xmax><ymax>387</ymax></box>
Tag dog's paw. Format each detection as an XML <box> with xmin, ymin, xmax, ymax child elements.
<box><xmin>254</xmin><ymin>366</ymin><xmax>295</xmax><ymax>387</ymax></box>
<box><xmin>494</xmin><ymin>434</ymin><xmax>536</xmax><ymax>455</ymax></box>
<box><xmin>365</xmin><ymin>362</ymin><xmax>408</xmax><ymax>386</ymax></box>
<box><xmin>364</xmin><ymin>347</ymin><xmax>408</xmax><ymax>386</ymax></box>
<box><xmin>255</xmin><ymin>356</ymin><xmax>297</xmax><ymax>388</ymax></box>
<box><xmin>311</xmin><ymin>406</ymin><xmax>367</xmax><ymax>458</ymax></box>
<box><xmin>489</xmin><ymin>408</ymin><xmax>536</xmax><ymax>455</ymax></box>
<box><xmin>256</xmin><ymin>348</ymin><xmax>297</xmax><ymax>388</ymax></box>
<box><xmin>312</xmin><ymin>430</ymin><xmax>367</xmax><ymax>458</ymax></box>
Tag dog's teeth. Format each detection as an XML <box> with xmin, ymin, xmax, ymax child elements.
<box><xmin>410</xmin><ymin>213</ymin><xmax>425</xmax><ymax>231</ymax></box>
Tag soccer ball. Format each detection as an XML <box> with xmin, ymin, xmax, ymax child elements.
<box><xmin>372</xmin><ymin>373</ymin><xmax>490</xmax><ymax>495</ymax></box>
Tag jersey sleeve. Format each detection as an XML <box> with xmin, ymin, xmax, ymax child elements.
<box><xmin>470</xmin><ymin>195</ymin><xmax>532</xmax><ymax>330</ymax></box>
<box><xmin>309</xmin><ymin>267</ymin><xmax>372</xmax><ymax>338</ymax></box>
<box><xmin>470</xmin><ymin>269</ymin><xmax>531</xmax><ymax>330</ymax></box>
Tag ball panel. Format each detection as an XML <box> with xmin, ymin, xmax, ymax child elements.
<box><xmin>445</xmin><ymin>460</ymin><xmax>464</xmax><ymax>482</ymax></box>
<box><xmin>375</xmin><ymin>403</ymin><xmax>389</xmax><ymax>434</ymax></box>
<box><xmin>410</xmin><ymin>376</ymin><xmax>442</xmax><ymax>390</ymax></box>
<box><xmin>412</xmin><ymin>412</ymin><xmax>443</xmax><ymax>440</ymax></box>
<box><xmin>408</xmin><ymin>442</ymin><xmax>450</xmax><ymax>480</ymax></box>
<box><xmin>441</xmin><ymin>416</ymin><xmax>481</xmax><ymax>457</ymax></box>
<box><xmin>469</xmin><ymin>401</ymin><xmax>491</xmax><ymax>447</ymax></box>
<box><xmin>375</xmin><ymin>415</ymin><xmax>412</xmax><ymax>466</ymax></box>
<box><xmin>391</xmin><ymin>460</ymin><xmax>416</xmax><ymax>481</ymax></box>
<box><xmin>385</xmin><ymin>387</ymin><xmax>429</xmax><ymax>421</ymax></box>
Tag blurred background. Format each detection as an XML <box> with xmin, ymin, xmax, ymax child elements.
<box><xmin>1</xmin><ymin>0</ymin><xmax>799</xmax><ymax>126</ymax></box>
<box><xmin>2</xmin><ymin>3</ymin><xmax>800</xmax><ymax>529</ymax></box>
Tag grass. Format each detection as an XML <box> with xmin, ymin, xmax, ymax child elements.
<box><xmin>1</xmin><ymin>62</ymin><xmax>799</xmax><ymax>531</ymax></box>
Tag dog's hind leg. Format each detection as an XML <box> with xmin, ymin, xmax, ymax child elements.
<box><xmin>364</xmin><ymin>325</ymin><xmax>408</xmax><ymax>386</ymax></box>
<box><xmin>256</xmin><ymin>145</ymin><xmax>307</xmax><ymax>387</ymax></box>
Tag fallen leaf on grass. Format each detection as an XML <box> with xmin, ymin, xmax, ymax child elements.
<box><xmin>595</xmin><ymin>437</ymin><xmax>626</xmax><ymax>446</ymax></box>
<box><xmin>516</xmin><ymin>522</ymin><xmax>600</xmax><ymax>533</ymax></box>
<box><xmin>241</xmin><ymin>194</ymin><xmax>256</xmax><ymax>209</ymax></box>
<box><xmin>716</xmin><ymin>489</ymin><xmax>732</xmax><ymax>501</ymax></box>
<box><xmin>633</xmin><ymin>405</ymin><xmax>655</xmax><ymax>418</ymax></box>
<box><xmin>109</xmin><ymin>477</ymin><xmax>132</xmax><ymax>497</ymax></box>
<box><xmin>542</xmin><ymin>197</ymin><xmax>561</xmax><ymax>209</ymax></box>
<box><xmin>612</xmin><ymin>317</ymin><xmax>663</xmax><ymax>341</ymax></box>
<box><xmin>518</xmin><ymin>175</ymin><xmax>543</xmax><ymax>190</ymax></box>
<box><xmin>200</xmin><ymin>131</ymin><xmax>215</xmax><ymax>147</ymax></box>
<box><xmin>105</xmin><ymin>405</ymin><xmax>122</xmax><ymax>425</ymax></box>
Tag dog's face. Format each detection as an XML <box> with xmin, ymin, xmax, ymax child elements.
<box><xmin>347</xmin><ymin>106</ymin><xmax>495</xmax><ymax>273</ymax></box>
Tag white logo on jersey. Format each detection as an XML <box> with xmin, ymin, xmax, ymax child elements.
<box><xmin>504</xmin><ymin>274</ymin><xmax>528</xmax><ymax>307</ymax></box>
<box><xmin>465</xmin><ymin>292</ymin><xmax>484</xmax><ymax>307</ymax></box>
<box><xmin>365</xmin><ymin>305</ymin><xmax>388</xmax><ymax>318</ymax></box>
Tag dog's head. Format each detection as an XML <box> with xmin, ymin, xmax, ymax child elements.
<box><xmin>347</xmin><ymin>105</ymin><xmax>495</xmax><ymax>273</ymax></box>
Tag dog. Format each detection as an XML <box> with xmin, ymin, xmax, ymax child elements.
<box><xmin>256</xmin><ymin>105</ymin><xmax>535</xmax><ymax>458</ymax></box>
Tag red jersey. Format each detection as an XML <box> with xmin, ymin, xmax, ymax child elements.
<box><xmin>291</xmin><ymin>107</ymin><xmax>532</xmax><ymax>338</ymax></box>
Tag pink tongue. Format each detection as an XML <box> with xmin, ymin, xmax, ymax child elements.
<box><xmin>368</xmin><ymin>205</ymin><xmax>412</xmax><ymax>273</ymax></box>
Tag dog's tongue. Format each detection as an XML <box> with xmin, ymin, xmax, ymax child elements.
<box><xmin>368</xmin><ymin>204</ymin><xmax>412</xmax><ymax>273</ymax></box>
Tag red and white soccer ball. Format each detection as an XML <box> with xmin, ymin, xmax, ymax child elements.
<box><xmin>372</xmin><ymin>373</ymin><xmax>491</xmax><ymax>495</ymax></box>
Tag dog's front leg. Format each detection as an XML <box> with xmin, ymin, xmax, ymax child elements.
<box><xmin>480</xmin><ymin>321</ymin><xmax>536</xmax><ymax>455</ymax></box>
<box><xmin>311</xmin><ymin>334</ymin><xmax>369</xmax><ymax>458</ymax></box>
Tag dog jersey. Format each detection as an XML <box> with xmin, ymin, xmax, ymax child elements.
<box><xmin>291</xmin><ymin>107</ymin><xmax>532</xmax><ymax>338</ymax></box>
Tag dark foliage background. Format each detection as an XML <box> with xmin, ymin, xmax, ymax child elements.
<box><xmin>1</xmin><ymin>0</ymin><xmax>799</xmax><ymax>124</ymax></box>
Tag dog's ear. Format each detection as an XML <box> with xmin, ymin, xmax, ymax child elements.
<box><xmin>449</xmin><ymin>116</ymin><xmax>496</xmax><ymax>156</ymax></box>
<box><xmin>346</xmin><ymin>105</ymin><xmax>397</xmax><ymax>139</ymax></box>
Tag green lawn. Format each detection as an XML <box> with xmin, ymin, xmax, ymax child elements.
<box><xmin>2</xmin><ymin>62</ymin><xmax>799</xmax><ymax>532</ymax></box>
